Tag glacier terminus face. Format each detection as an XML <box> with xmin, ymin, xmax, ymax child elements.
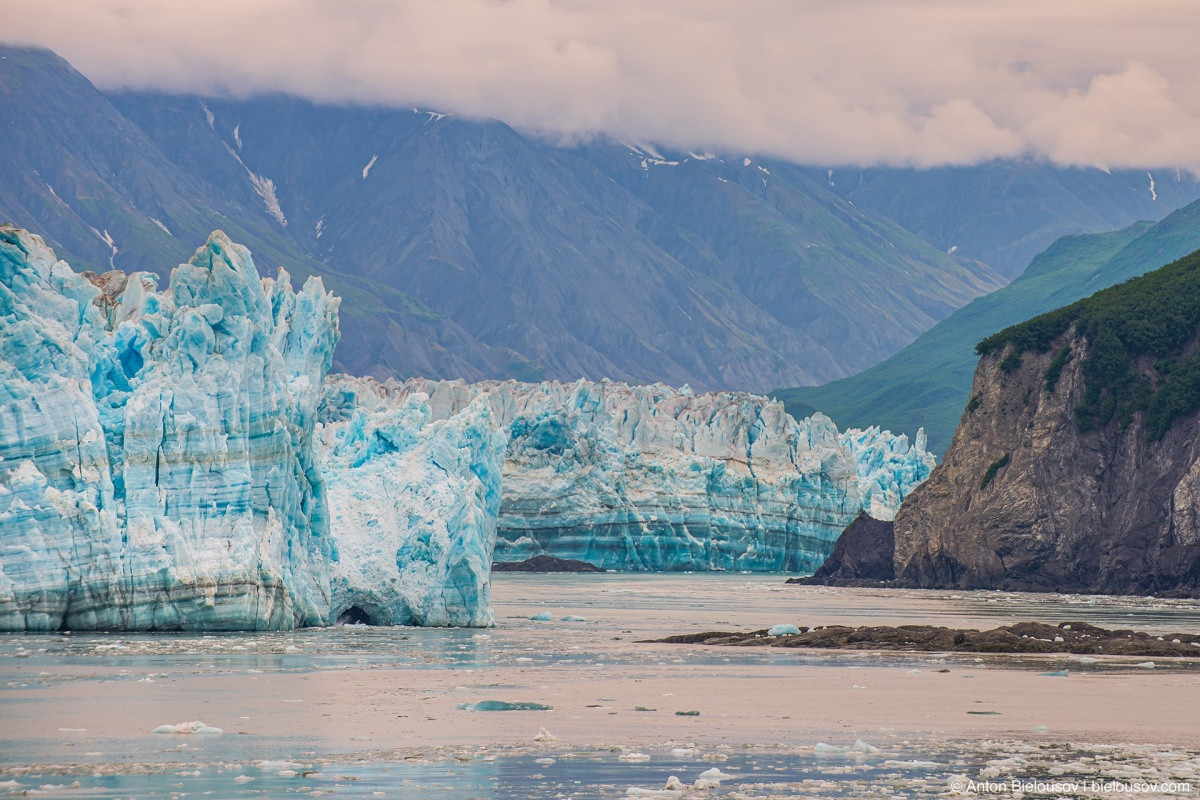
<box><xmin>323</xmin><ymin>377</ymin><xmax>935</xmax><ymax>573</ymax></box>
<box><xmin>0</xmin><ymin>226</ymin><xmax>933</xmax><ymax>630</ymax></box>
<box><xmin>0</xmin><ymin>227</ymin><xmax>504</xmax><ymax>631</ymax></box>
<box><xmin>0</xmin><ymin>226</ymin><xmax>340</xmax><ymax>631</ymax></box>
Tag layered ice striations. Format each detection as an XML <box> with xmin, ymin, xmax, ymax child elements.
<box><xmin>0</xmin><ymin>226</ymin><xmax>340</xmax><ymax>631</ymax></box>
<box><xmin>316</xmin><ymin>391</ymin><xmax>504</xmax><ymax>627</ymax></box>
<box><xmin>1</xmin><ymin>222</ymin><xmax>931</xmax><ymax>630</ymax></box>
<box><xmin>323</xmin><ymin>377</ymin><xmax>935</xmax><ymax>572</ymax></box>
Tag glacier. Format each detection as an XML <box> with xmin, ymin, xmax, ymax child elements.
<box><xmin>0</xmin><ymin>227</ymin><xmax>501</xmax><ymax>630</ymax></box>
<box><xmin>316</xmin><ymin>391</ymin><xmax>504</xmax><ymax>627</ymax></box>
<box><xmin>321</xmin><ymin>377</ymin><xmax>935</xmax><ymax>572</ymax></box>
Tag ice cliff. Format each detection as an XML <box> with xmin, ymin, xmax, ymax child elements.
<box><xmin>321</xmin><ymin>377</ymin><xmax>935</xmax><ymax>572</ymax></box>
<box><xmin>0</xmin><ymin>227</ymin><xmax>502</xmax><ymax>630</ymax></box>
<box><xmin>0</xmin><ymin>227</ymin><xmax>338</xmax><ymax>630</ymax></box>
<box><xmin>316</xmin><ymin>392</ymin><xmax>504</xmax><ymax>627</ymax></box>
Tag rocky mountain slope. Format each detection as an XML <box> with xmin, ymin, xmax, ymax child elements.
<box><xmin>777</xmin><ymin>198</ymin><xmax>1200</xmax><ymax>453</ymax></box>
<box><xmin>811</xmin><ymin>162</ymin><xmax>1200</xmax><ymax>278</ymax></box>
<box><xmin>6</xmin><ymin>45</ymin><xmax>1198</xmax><ymax>394</ymax></box>
<box><xmin>884</xmin><ymin>249</ymin><xmax>1200</xmax><ymax>595</ymax></box>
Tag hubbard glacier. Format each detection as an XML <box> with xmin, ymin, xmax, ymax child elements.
<box><xmin>0</xmin><ymin>227</ymin><xmax>499</xmax><ymax>631</ymax></box>
<box><xmin>0</xmin><ymin>226</ymin><xmax>932</xmax><ymax>630</ymax></box>
<box><xmin>321</xmin><ymin>377</ymin><xmax>935</xmax><ymax>573</ymax></box>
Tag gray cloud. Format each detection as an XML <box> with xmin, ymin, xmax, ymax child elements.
<box><xmin>5</xmin><ymin>0</ymin><xmax>1199</xmax><ymax>169</ymax></box>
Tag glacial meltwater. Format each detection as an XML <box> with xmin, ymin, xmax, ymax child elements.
<box><xmin>4</xmin><ymin>575</ymin><xmax>1200</xmax><ymax>799</ymax></box>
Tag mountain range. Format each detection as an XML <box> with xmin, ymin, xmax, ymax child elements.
<box><xmin>775</xmin><ymin>197</ymin><xmax>1200</xmax><ymax>453</ymax></box>
<box><xmin>3</xmin><ymin>44</ymin><xmax>1198</xmax><ymax>395</ymax></box>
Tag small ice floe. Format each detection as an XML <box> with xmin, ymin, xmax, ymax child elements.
<box><xmin>671</xmin><ymin>748</ymin><xmax>698</xmax><ymax>757</ymax></box>
<box><xmin>530</xmin><ymin>612</ymin><xmax>553</xmax><ymax>621</ymax></box>
<box><xmin>257</xmin><ymin>760</ymin><xmax>305</xmax><ymax>771</ymax></box>
<box><xmin>814</xmin><ymin>739</ymin><xmax>879</xmax><ymax>755</ymax></box>
<box><xmin>1039</xmin><ymin>669</ymin><xmax>1069</xmax><ymax>677</ymax></box>
<box><xmin>1078</xmin><ymin>656</ymin><xmax>1098</xmax><ymax>664</ymax></box>
<box><xmin>152</xmin><ymin>721</ymin><xmax>223</xmax><ymax>735</ymax></box>
<box><xmin>618</xmin><ymin>752</ymin><xmax>652</xmax><ymax>762</ymax></box>
<box><xmin>535</xmin><ymin>757</ymin><xmax>556</xmax><ymax>765</ymax></box>
<box><xmin>694</xmin><ymin>767</ymin><xmax>735</xmax><ymax>789</ymax></box>
<box><xmin>456</xmin><ymin>701</ymin><xmax>551</xmax><ymax>711</ymax></box>
<box><xmin>561</xmin><ymin>615</ymin><xmax>587</xmax><ymax>622</ymax></box>
<box><xmin>534</xmin><ymin>727</ymin><xmax>558</xmax><ymax>741</ymax></box>
<box><xmin>768</xmin><ymin>623</ymin><xmax>800</xmax><ymax>637</ymax></box>
<box><xmin>1031</xmin><ymin>725</ymin><xmax>1050</xmax><ymax>732</ymax></box>
<box><xmin>1136</xmin><ymin>661</ymin><xmax>1156</xmax><ymax>669</ymax></box>
<box><xmin>883</xmin><ymin>759</ymin><xmax>941</xmax><ymax>769</ymax></box>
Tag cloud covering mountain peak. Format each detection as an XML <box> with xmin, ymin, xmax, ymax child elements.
<box><xmin>4</xmin><ymin>0</ymin><xmax>1199</xmax><ymax>171</ymax></box>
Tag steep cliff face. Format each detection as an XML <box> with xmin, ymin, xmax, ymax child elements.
<box><xmin>892</xmin><ymin>252</ymin><xmax>1200</xmax><ymax>595</ymax></box>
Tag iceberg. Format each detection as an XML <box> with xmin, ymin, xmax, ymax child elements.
<box><xmin>322</xmin><ymin>376</ymin><xmax>935</xmax><ymax>572</ymax></box>
<box><xmin>0</xmin><ymin>227</ymin><xmax>501</xmax><ymax>630</ymax></box>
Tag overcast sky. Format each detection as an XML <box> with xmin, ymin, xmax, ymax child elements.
<box><xmin>5</xmin><ymin>0</ymin><xmax>1199</xmax><ymax>169</ymax></box>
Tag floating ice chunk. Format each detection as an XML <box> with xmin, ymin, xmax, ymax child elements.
<box><xmin>768</xmin><ymin>624</ymin><xmax>800</xmax><ymax>637</ymax></box>
<box><xmin>256</xmin><ymin>760</ymin><xmax>306</xmax><ymax>770</ymax></box>
<box><xmin>883</xmin><ymin>760</ymin><xmax>941</xmax><ymax>768</ymax></box>
<box><xmin>1039</xmin><ymin>669</ymin><xmax>1069</xmax><ymax>677</ymax></box>
<box><xmin>1078</xmin><ymin>656</ymin><xmax>1098</xmax><ymax>664</ymax></box>
<box><xmin>561</xmin><ymin>615</ymin><xmax>588</xmax><ymax>622</ymax></box>
<box><xmin>153</xmin><ymin>721</ymin><xmax>223</xmax><ymax>735</ymax></box>
<box><xmin>664</xmin><ymin>776</ymin><xmax>686</xmax><ymax>790</ymax></box>
<box><xmin>1136</xmin><ymin>661</ymin><xmax>1156</xmax><ymax>669</ymax></box>
<box><xmin>456</xmin><ymin>701</ymin><xmax>551</xmax><ymax>711</ymax></box>
<box><xmin>535</xmin><ymin>757</ymin><xmax>556</xmax><ymax>765</ymax></box>
<box><xmin>696</xmin><ymin>767</ymin><xmax>734</xmax><ymax>783</ymax></box>
<box><xmin>534</xmin><ymin>727</ymin><xmax>558</xmax><ymax>742</ymax></box>
<box><xmin>618</xmin><ymin>752</ymin><xmax>652</xmax><ymax>762</ymax></box>
<box><xmin>814</xmin><ymin>739</ymin><xmax>878</xmax><ymax>755</ymax></box>
<box><xmin>530</xmin><ymin>612</ymin><xmax>553</xmax><ymax>621</ymax></box>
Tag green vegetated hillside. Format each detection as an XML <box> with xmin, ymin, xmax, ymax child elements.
<box><xmin>979</xmin><ymin>246</ymin><xmax>1200</xmax><ymax>442</ymax></box>
<box><xmin>774</xmin><ymin>197</ymin><xmax>1200</xmax><ymax>454</ymax></box>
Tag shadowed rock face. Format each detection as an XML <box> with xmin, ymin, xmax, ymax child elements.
<box><xmin>787</xmin><ymin>512</ymin><xmax>895</xmax><ymax>585</ymax></box>
<box><xmin>891</xmin><ymin>332</ymin><xmax>1200</xmax><ymax>597</ymax></box>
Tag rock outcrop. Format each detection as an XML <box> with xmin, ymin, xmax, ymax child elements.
<box><xmin>788</xmin><ymin>512</ymin><xmax>895</xmax><ymax>585</ymax></box>
<box><xmin>887</xmin><ymin>250</ymin><xmax>1200</xmax><ymax>596</ymax></box>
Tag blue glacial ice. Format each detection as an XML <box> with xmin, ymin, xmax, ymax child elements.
<box><xmin>322</xmin><ymin>377</ymin><xmax>935</xmax><ymax>573</ymax></box>
<box><xmin>316</xmin><ymin>389</ymin><xmax>504</xmax><ymax>627</ymax></box>
<box><xmin>0</xmin><ymin>227</ymin><xmax>500</xmax><ymax>630</ymax></box>
<box><xmin>0</xmin><ymin>226</ymin><xmax>339</xmax><ymax>631</ymax></box>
